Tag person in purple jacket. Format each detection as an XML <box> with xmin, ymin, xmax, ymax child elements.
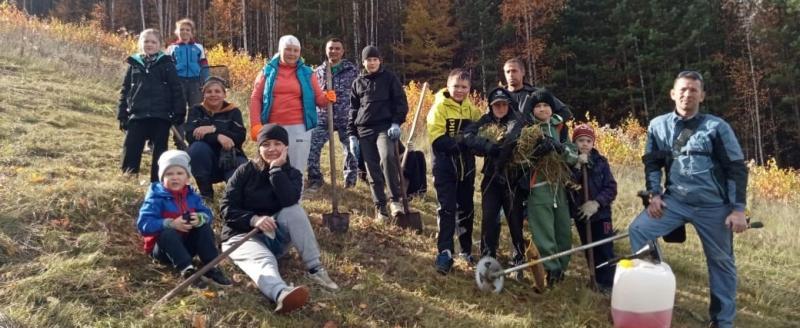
<box><xmin>567</xmin><ymin>124</ymin><xmax>618</xmax><ymax>293</ymax></box>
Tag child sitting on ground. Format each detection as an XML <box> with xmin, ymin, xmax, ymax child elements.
<box><xmin>136</xmin><ymin>150</ymin><xmax>231</xmax><ymax>289</ymax></box>
<box><xmin>567</xmin><ymin>124</ymin><xmax>618</xmax><ymax>293</ymax></box>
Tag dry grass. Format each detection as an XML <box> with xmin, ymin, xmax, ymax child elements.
<box><xmin>0</xmin><ymin>7</ymin><xmax>798</xmax><ymax>327</ymax></box>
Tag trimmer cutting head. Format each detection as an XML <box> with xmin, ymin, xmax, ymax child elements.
<box><xmin>475</xmin><ymin>257</ymin><xmax>504</xmax><ymax>293</ymax></box>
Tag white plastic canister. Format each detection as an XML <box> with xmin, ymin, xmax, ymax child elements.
<box><xmin>611</xmin><ymin>259</ymin><xmax>676</xmax><ymax>328</ymax></box>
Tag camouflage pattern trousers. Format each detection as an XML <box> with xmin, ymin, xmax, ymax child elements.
<box><xmin>306</xmin><ymin>122</ymin><xmax>358</xmax><ymax>186</ymax></box>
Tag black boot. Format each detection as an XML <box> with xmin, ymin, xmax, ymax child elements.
<box><xmin>196</xmin><ymin>178</ymin><xmax>214</xmax><ymax>201</ymax></box>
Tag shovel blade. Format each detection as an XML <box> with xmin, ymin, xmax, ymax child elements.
<box><xmin>323</xmin><ymin>212</ymin><xmax>350</xmax><ymax>234</ymax></box>
<box><xmin>526</xmin><ymin>241</ymin><xmax>547</xmax><ymax>293</ymax></box>
<box><xmin>394</xmin><ymin>212</ymin><xmax>423</xmax><ymax>234</ymax></box>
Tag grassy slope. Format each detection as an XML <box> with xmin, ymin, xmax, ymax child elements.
<box><xmin>0</xmin><ymin>48</ymin><xmax>798</xmax><ymax>328</ymax></box>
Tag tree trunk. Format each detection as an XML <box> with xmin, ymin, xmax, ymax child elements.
<box><xmin>139</xmin><ymin>0</ymin><xmax>146</xmax><ymax>31</ymax></box>
<box><xmin>745</xmin><ymin>28</ymin><xmax>764</xmax><ymax>164</ymax></box>
<box><xmin>242</xmin><ymin>0</ymin><xmax>248</xmax><ymax>52</ymax></box>
<box><xmin>634</xmin><ymin>37</ymin><xmax>649</xmax><ymax>120</ymax></box>
<box><xmin>109</xmin><ymin>0</ymin><xmax>114</xmax><ymax>30</ymax></box>
<box><xmin>352</xmin><ymin>0</ymin><xmax>360</xmax><ymax>61</ymax></box>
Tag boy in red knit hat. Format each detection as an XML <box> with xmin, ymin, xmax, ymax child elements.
<box><xmin>567</xmin><ymin>124</ymin><xmax>618</xmax><ymax>293</ymax></box>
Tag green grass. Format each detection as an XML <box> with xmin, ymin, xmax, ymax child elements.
<box><xmin>0</xmin><ymin>35</ymin><xmax>798</xmax><ymax>328</ymax></box>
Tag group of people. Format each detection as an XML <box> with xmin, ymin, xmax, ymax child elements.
<box><xmin>119</xmin><ymin>18</ymin><xmax>749</xmax><ymax>328</ymax></box>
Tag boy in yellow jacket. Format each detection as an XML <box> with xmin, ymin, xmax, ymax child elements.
<box><xmin>426</xmin><ymin>69</ymin><xmax>482</xmax><ymax>275</ymax></box>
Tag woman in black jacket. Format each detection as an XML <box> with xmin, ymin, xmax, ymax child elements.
<box><xmin>117</xmin><ymin>28</ymin><xmax>185</xmax><ymax>182</ymax></box>
<box><xmin>220</xmin><ymin>124</ymin><xmax>339</xmax><ymax>314</ymax></box>
<box><xmin>184</xmin><ymin>77</ymin><xmax>247</xmax><ymax>200</ymax></box>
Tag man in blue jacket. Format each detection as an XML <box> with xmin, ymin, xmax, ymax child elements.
<box><xmin>629</xmin><ymin>70</ymin><xmax>749</xmax><ymax>328</ymax></box>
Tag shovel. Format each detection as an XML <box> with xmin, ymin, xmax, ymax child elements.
<box><xmin>321</xmin><ymin>62</ymin><xmax>350</xmax><ymax>233</ymax></box>
<box><xmin>581</xmin><ymin>165</ymin><xmax>598</xmax><ymax>291</ymax></box>
<box><xmin>391</xmin><ymin>82</ymin><xmax>429</xmax><ymax>233</ymax></box>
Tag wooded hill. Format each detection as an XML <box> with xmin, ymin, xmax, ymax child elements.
<box><xmin>12</xmin><ymin>0</ymin><xmax>800</xmax><ymax>168</ymax></box>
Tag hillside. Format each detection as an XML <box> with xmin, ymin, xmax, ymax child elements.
<box><xmin>1</xmin><ymin>15</ymin><xmax>799</xmax><ymax>328</ymax></box>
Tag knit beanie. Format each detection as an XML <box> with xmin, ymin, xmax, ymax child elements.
<box><xmin>361</xmin><ymin>45</ymin><xmax>381</xmax><ymax>59</ymax></box>
<box><xmin>278</xmin><ymin>35</ymin><xmax>301</xmax><ymax>51</ymax></box>
<box><xmin>257</xmin><ymin>124</ymin><xmax>289</xmax><ymax>146</ymax></box>
<box><xmin>529</xmin><ymin>89</ymin><xmax>557</xmax><ymax>111</ymax></box>
<box><xmin>158</xmin><ymin>150</ymin><xmax>192</xmax><ymax>180</ymax></box>
<box><xmin>572</xmin><ymin>124</ymin><xmax>596</xmax><ymax>143</ymax></box>
<box><xmin>201</xmin><ymin>76</ymin><xmax>227</xmax><ymax>93</ymax></box>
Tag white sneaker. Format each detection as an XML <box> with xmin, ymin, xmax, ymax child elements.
<box><xmin>274</xmin><ymin>285</ymin><xmax>309</xmax><ymax>314</ymax></box>
<box><xmin>307</xmin><ymin>268</ymin><xmax>340</xmax><ymax>290</ymax></box>
<box><xmin>389</xmin><ymin>201</ymin><xmax>405</xmax><ymax>217</ymax></box>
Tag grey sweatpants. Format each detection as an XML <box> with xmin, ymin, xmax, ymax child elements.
<box><xmin>222</xmin><ymin>204</ymin><xmax>322</xmax><ymax>301</ymax></box>
<box><xmin>359</xmin><ymin>131</ymin><xmax>402</xmax><ymax>206</ymax></box>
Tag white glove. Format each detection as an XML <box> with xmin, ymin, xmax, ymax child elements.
<box><xmin>578</xmin><ymin>200</ymin><xmax>600</xmax><ymax>220</ymax></box>
<box><xmin>575</xmin><ymin>153</ymin><xmax>589</xmax><ymax>168</ymax></box>
<box><xmin>387</xmin><ymin>123</ymin><xmax>401</xmax><ymax>140</ymax></box>
<box><xmin>348</xmin><ymin>136</ymin><xmax>360</xmax><ymax>158</ymax></box>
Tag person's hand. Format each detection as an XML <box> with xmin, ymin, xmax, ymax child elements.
<box><xmin>270</xmin><ymin>147</ymin><xmax>288</xmax><ymax>168</ymax></box>
<box><xmin>725</xmin><ymin>210</ymin><xmax>748</xmax><ymax>233</ymax></box>
<box><xmin>387</xmin><ymin>123</ymin><xmax>401</xmax><ymax>140</ymax></box>
<box><xmin>325</xmin><ymin>90</ymin><xmax>337</xmax><ymax>103</ymax></box>
<box><xmin>349</xmin><ymin>136</ymin><xmax>360</xmax><ymax>158</ymax></box>
<box><xmin>253</xmin><ymin>215</ymin><xmax>277</xmax><ymax>233</ymax></box>
<box><xmin>168</xmin><ymin>218</ymin><xmax>193</xmax><ymax>232</ymax></box>
<box><xmin>193</xmin><ymin>125</ymin><xmax>216</xmax><ymax>139</ymax></box>
<box><xmin>188</xmin><ymin>212</ymin><xmax>204</xmax><ymax>227</ymax></box>
<box><xmin>647</xmin><ymin>195</ymin><xmax>665</xmax><ymax>219</ymax></box>
<box><xmin>217</xmin><ymin>134</ymin><xmax>235</xmax><ymax>150</ymax></box>
<box><xmin>578</xmin><ymin>200</ymin><xmax>600</xmax><ymax>220</ymax></box>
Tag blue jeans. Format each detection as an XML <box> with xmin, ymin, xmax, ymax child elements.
<box><xmin>628</xmin><ymin>195</ymin><xmax>736</xmax><ymax>328</ymax></box>
<box><xmin>187</xmin><ymin>141</ymin><xmax>247</xmax><ymax>183</ymax></box>
<box><xmin>152</xmin><ymin>223</ymin><xmax>220</xmax><ymax>271</ymax></box>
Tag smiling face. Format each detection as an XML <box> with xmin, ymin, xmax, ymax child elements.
<box><xmin>532</xmin><ymin>102</ymin><xmax>552</xmax><ymax>121</ymax></box>
<box><xmin>280</xmin><ymin>44</ymin><xmax>301</xmax><ymax>65</ymax></box>
<box><xmin>142</xmin><ymin>33</ymin><xmax>161</xmax><ymax>55</ymax></box>
<box><xmin>447</xmin><ymin>76</ymin><xmax>471</xmax><ymax>103</ymax></box>
<box><xmin>259</xmin><ymin>139</ymin><xmax>286</xmax><ymax>163</ymax></box>
<box><xmin>176</xmin><ymin>23</ymin><xmax>193</xmax><ymax>42</ymax></box>
<box><xmin>670</xmin><ymin>77</ymin><xmax>705</xmax><ymax>117</ymax></box>
<box><xmin>326</xmin><ymin>41</ymin><xmax>344</xmax><ymax>64</ymax></box>
<box><xmin>161</xmin><ymin>166</ymin><xmax>189</xmax><ymax>191</ymax></box>
<box><xmin>202</xmin><ymin>83</ymin><xmax>226</xmax><ymax>108</ymax></box>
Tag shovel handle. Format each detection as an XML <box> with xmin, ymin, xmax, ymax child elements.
<box><xmin>149</xmin><ymin>228</ymin><xmax>260</xmax><ymax>312</ymax></box>
<box><xmin>325</xmin><ymin>62</ymin><xmax>339</xmax><ymax>211</ymax></box>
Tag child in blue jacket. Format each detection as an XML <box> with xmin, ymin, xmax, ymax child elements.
<box><xmin>567</xmin><ymin>124</ymin><xmax>618</xmax><ymax>292</ymax></box>
<box><xmin>137</xmin><ymin>150</ymin><xmax>230</xmax><ymax>289</ymax></box>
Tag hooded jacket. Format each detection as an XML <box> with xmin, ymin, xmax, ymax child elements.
<box><xmin>426</xmin><ymin>88</ymin><xmax>483</xmax><ymax>179</ymax></box>
<box><xmin>184</xmin><ymin>101</ymin><xmax>246</xmax><ymax>152</ymax></box>
<box><xmin>568</xmin><ymin>148</ymin><xmax>617</xmax><ymax>220</ymax></box>
<box><xmin>348</xmin><ymin>66</ymin><xmax>409</xmax><ymax>138</ymax></box>
<box><xmin>165</xmin><ymin>40</ymin><xmax>209</xmax><ymax>80</ymax></box>
<box><xmin>117</xmin><ymin>52</ymin><xmax>185</xmax><ymax>124</ymax></box>
<box><xmin>137</xmin><ymin>182</ymin><xmax>213</xmax><ymax>253</ymax></box>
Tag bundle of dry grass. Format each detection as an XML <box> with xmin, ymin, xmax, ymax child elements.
<box><xmin>477</xmin><ymin>123</ymin><xmax>505</xmax><ymax>144</ymax></box>
<box><xmin>512</xmin><ymin>125</ymin><xmax>571</xmax><ymax>186</ymax></box>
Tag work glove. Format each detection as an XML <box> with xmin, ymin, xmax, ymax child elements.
<box><xmin>348</xmin><ymin>136</ymin><xmax>360</xmax><ymax>159</ymax></box>
<box><xmin>387</xmin><ymin>123</ymin><xmax>401</xmax><ymax>140</ymax></box>
<box><xmin>218</xmin><ymin>149</ymin><xmax>238</xmax><ymax>171</ymax></box>
<box><xmin>578</xmin><ymin>200</ymin><xmax>600</xmax><ymax>220</ymax></box>
<box><xmin>325</xmin><ymin>90</ymin><xmax>337</xmax><ymax>103</ymax></box>
<box><xmin>532</xmin><ymin>137</ymin><xmax>556</xmax><ymax>158</ymax></box>
<box><xmin>169</xmin><ymin>112</ymin><xmax>184</xmax><ymax>126</ymax></box>
<box><xmin>575</xmin><ymin>153</ymin><xmax>589</xmax><ymax>169</ymax></box>
<box><xmin>119</xmin><ymin>118</ymin><xmax>129</xmax><ymax>131</ymax></box>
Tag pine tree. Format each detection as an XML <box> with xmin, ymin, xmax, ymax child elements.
<box><xmin>394</xmin><ymin>0</ymin><xmax>460</xmax><ymax>88</ymax></box>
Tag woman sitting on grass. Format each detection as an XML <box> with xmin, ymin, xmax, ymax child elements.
<box><xmin>220</xmin><ymin>124</ymin><xmax>339</xmax><ymax>314</ymax></box>
<box><xmin>184</xmin><ymin>77</ymin><xmax>247</xmax><ymax>201</ymax></box>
